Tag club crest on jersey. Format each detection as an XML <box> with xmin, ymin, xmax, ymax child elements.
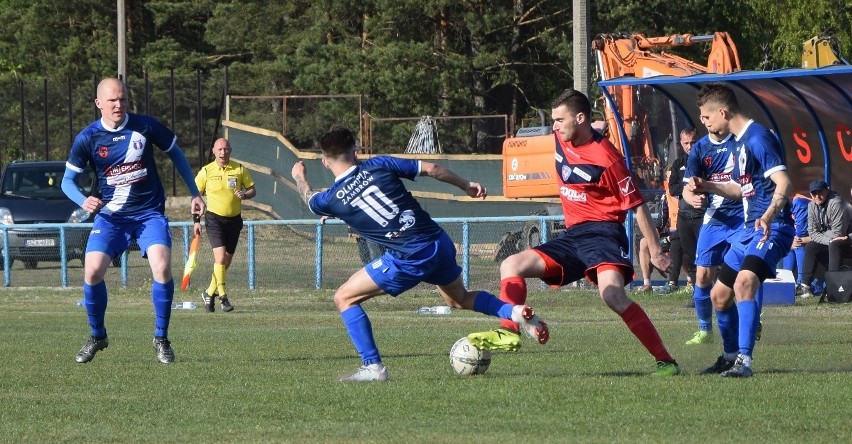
<box><xmin>561</xmin><ymin>165</ymin><xmax>572</xmax><ymax>182</ymax></box>
<box><xmin>703</xmin><ymin>156</ymin><xmax>713</xmax><ymax>168</ymax></box>
<box><xmin>617</xmin><ymin>176</ymin><xmax>636</xmax><ymax>196</ymax></box>
<box><xmin>98</xmin><ymin>146</ymin><xmax>109</xmax><ymax>158</ymax></box>
<box><xmin>399</xmin><ymin>209</ymin><xmax>416</xmax><ymax>229</ymax></box>
<box><xmin>131</xmin><ymin>140</ymin><xmax>143</xmax><ymax>151</ymax></box>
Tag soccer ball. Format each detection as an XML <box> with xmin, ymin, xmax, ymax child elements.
<box><xmin>449</xmin><ymin>337</ymin><xmax>492</xmax><ymax>375</ymax></box>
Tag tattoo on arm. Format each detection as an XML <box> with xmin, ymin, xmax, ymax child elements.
<box><xmin>295</xmin><ymin>177</ymin><xmax>314</xmax><ymax>204</ymax></box>
<box><xmin>763</xmin><ymin>192</ymin><xmax>789</xmax><ymax>221</ymax></box>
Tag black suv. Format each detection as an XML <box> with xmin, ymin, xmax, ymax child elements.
<box><xmin>0</xmin><ymin>161</ymin><xmax>95</xmax><ymax>268</ymax></box>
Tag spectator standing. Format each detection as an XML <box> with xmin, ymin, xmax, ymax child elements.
<box><xmin>663</xmin><ymin>128</ymin><xmax>703</xmax><ymax>294</ymax></box>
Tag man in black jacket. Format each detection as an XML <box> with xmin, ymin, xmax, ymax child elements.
<box><xmin>663</xmin><ymin>128</ymin><xmax>703</xmax><ymax>296</ymax></box>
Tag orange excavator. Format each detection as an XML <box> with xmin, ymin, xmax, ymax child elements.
<box><xmin>503</xmin><ymin>32</ymin><xmax>741</xmax><ymax>199</ymax></box>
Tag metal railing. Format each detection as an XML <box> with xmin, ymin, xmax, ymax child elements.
<box><xmin>1</xmin><ymin>215</ymin><xmax>572</xmax><ymax>290</ymax></box>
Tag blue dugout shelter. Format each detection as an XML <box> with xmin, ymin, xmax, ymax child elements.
<box><xmin>599</xmin><ymin>65</ymin><xmax>852</xmax><ymax>196</ymax></box>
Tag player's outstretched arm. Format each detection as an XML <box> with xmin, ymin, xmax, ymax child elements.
<box><xmin>291</xmin><ymin>161</ymin><xmax>315</xmax><ymax>204</ymax></box>
<box><xmin>419</xmin><ymin>161</ymin><xmax>487</xmax><ymax>199</ymax></box>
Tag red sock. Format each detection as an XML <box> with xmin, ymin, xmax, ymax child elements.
<box><xmin>499</xmin><ymin>277</ymin><xmax>526</xmax><ymax>331</ymax></box>
<box><xmin>619</xmin><ymin>303</ymin><xmax>674</xmax><ymax>363</ymax></box>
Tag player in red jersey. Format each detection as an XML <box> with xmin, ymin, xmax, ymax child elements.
<box><xmin>468</xmin><ymin>89</ymin><xmax>680</xmax><ymax>376</ymax></box>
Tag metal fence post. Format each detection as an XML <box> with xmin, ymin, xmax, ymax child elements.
<box><xmin>247</xmin><ymin>223</ymin><xmax>255</xmax><ymax>290</ymax></box>
<box><xmin>2</xmin><ymin>229</ymin><xmax>9</xmax><ymax>287</ymax></box>
<box><xmin>59</xmin><ymin>227</ymin><xmax>67</xmax><ymax>287</ymax></box>
<box><xmin>315</xmin><ymin>222</ymin><xmax>323</xmax><ymax>290</ymax></box>
<box><xmin>461</xmin><ymin>220</ymin><xmax>470</xmax><ymax>288</ymax></box>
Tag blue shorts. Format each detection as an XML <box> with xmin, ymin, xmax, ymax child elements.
<box><xmin>365</xmin><ymin>231</ymin><xmax>461</xmax><ymax>296</ymax></box>
<box><xmin>87</xmin><ymin>212</ymin><xmax>172</xmax><ymax>259</ymax></box>
<box><xmin>694</xmin><ymin>222</ymin><xmax>739</xmax><ymax>267</ymax></box>
<box><xmin>722</xmin><ymin>223</ymin><xmax>794</xmax><ymax>278</ymax></box>
<box><xmin>534</xmin><ymin>221</ymin><xmax>633</xmax><ymax>286</ymax></box>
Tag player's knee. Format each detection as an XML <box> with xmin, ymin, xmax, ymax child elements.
<box><xmin>696</xmin><ymin>266</ymin><xmax>714</xmax><ymax>287</ymax></box>
<box><xmin>709</xmin><ymin>281</ymin><xmax>735</xmax><ymax>309</ymax></box>
<box><xmin>733</xmin><ymin>273</ymin><xmax>759</xmax><ymax>301</ymax></box>
<box><xmin>499</xmin><ymin>253</ymin><xmax>523</xmax><ymax>276</ymax></box>
<box><xmin>599</xmin><ymin>284</ymin><xmax>630</xmax><ymax>313</ymax></box>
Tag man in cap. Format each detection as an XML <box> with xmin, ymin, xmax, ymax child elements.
<box><xmin>794</xmin><ymin>180</ymin><xmax>851</xmax><ymax>298</ymax></box>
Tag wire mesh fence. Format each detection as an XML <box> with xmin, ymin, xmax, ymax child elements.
<box><xmin>365</xmin><ymin>114</ymin><xmax>510</xmax><ymax>155</ymax></box>
<box><xmin>226</xmin><ymin>94</ymin><xmax>364</xmax><ymax>150</ymax></box>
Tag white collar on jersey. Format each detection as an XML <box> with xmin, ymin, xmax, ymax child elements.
<box><xmin>100</xmin><ymin>114</ymin><xmax>129</xmax><ymax>132</ymax></box>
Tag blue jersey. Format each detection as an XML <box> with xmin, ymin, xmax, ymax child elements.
<box><xmin>732</xmin><ymin>120</ymin><xmax>793</xmax><ymax>226</ymax></box>
<box><xmin>791</xmin><ymin>194</ymin><xmax>811</xmax><ymax>237</ymax></box>
<box><xmin>684</xmin><ymin>133</ymin><xmax>742</xmax><ymax>227</ymax></box>
<box><xmin>308</xmin><ymin>156</ymin><xmax>444</xmax><ymax>256</ymax></box>
<box><xmin>66</xmin><ymin>113</ymin><xmax>176</xmax><ymax>217</ymax></box>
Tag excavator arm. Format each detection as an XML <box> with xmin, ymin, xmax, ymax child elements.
<box><xmin>503</xmin><ymin>32</ymin><xmax>741</xmax><ymax>198</ymax></box>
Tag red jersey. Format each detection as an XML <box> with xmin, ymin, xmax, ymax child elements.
<box><xmin>554</xmin><ymin>132</ymin><xmax>644</xmax><ymax>228</ymax></box>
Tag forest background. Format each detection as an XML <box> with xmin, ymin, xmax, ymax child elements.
<box><xmin>0</xmin><ymin>0</ymin><xmax>849</xmax><ymax>179</ymax></box>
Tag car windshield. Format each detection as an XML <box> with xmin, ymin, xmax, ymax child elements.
<box><xmin>1</xmin><ymin>165</ymin><xmax>95</xmax><ymax>200</ymax></box>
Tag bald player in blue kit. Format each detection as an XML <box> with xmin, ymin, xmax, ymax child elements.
<box><xmin>62</xmin><ymin>78</ymin><xmax>205</xmax><ymax>364</ymax></box>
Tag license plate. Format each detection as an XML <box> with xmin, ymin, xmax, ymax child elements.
<box><xmin>25</xmin><ymin>239</ymin><xmax>56</xmax><ymax>247</ymax></box>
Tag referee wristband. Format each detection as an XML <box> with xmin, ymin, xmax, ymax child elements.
<box><xmin>192</xmin><ymin>214</ymin><xmax>201</xmax><ymax>223</ymax></box>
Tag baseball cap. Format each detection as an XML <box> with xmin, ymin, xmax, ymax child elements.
<box><xmin>808</xmin><ymin>180</ymin><xmax>829</xmax><ymax>193</ymax></box>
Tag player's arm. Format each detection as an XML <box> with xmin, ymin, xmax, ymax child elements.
<box><xmin>419</xmin><ymin>161</ymin><xmax>487</xmax><ymax>199</ymax></box>
<box><xmin>634</xmin><ymin>202</ymin><xmax>671</xmax><ymax>273</ymax></box>
<box><xmin>754</xmin><ymin>170</ymin><xmax>792</xmax><ymax>240</ymax></box>
<box><xmin>61</xmin><ymin>166</ymin><xmax>103</xmax><ymax>213</ymax></box>
<box><xmin>291</xmin><ymin>161</ymin><xmax>315</xmax><ymax>204</ymax></box>
<box><xmin>681</xmin><ymin>178</ymin><xmax>708</xmax><ymax>209</ymax></box>
<box><xmin>686</xmin><ymin>176</ymin><xmax>741</xmax><ymax>201</ymax></box>
<box><xmin>166</xmin><ymin>145</ymin><xmax>206</xmax><ymax>216</ymax></box>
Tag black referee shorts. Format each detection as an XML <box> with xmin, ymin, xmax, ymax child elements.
<box><xmin>205</xmin><ymin>212</ymin><xmax>244</xmax><ymax>254</ymax></box>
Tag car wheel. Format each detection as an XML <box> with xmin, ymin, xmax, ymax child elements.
<box><xmin>23</xmin><ymin>259</ymin><xmax>38</xmax><ymax>269</ymax></box>
<box><xmin>522</xmin><ymin>224</ymin><xmax>542</xmax><ymax>249</ymax></box>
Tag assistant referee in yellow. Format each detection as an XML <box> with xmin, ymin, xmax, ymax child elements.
<box><xmin>194</xmin><ymin>138</ymin><xmax>256</xmax><ymax>312</ymax></box>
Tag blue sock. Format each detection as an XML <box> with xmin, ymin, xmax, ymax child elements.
<box><xmin>795</xmin><ymin>248</ymin><xmax>805</xmax><ymax>283</ymax></box>
<box><xmin>341</xmin><ymin>306</ymin><xmax>381</xmax><ymax>365</ymax></box>
<box><xmin>152</xmin><ymin>280</ymin><xmax>174</xmax><ymax>338</ymax></box>
<box><xmin>473</xmin><ymin>291</ymin><xmax>513</xmax><ymax>319</ymax></box>
<box><xmin>754</xmin><ymin>285</ymin><xmax>764</xmax><ymax>312</ymax></box>
<box><xmin>84</xmin><ymin>281</ymin><xmax>108</xmax><ymax>338</ymax></box>
<box><xmin>736</xmin><ymin>299</ymin><xmax>758</xmax><ymax>357</ymax></box>
<box><xmin>716</xmin><ymin>304</ymin><xmax>739</xmax><ymax>355</ymax></box>
<box><xmin>694</xmin><ymin>285</ymin><xmax>713</xmax><ymax>332</ymax></box>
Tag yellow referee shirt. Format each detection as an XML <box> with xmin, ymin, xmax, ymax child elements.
<box><xmin>195</xmin><ymin>161</ymin><xmax>255</xmax><ymax>217</ymax></box>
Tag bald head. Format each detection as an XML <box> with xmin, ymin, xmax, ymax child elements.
<box><xmin>95</xmin><ymin>78</ymin><xmax>128</xmax><ymax>129</ymax></box>
<box><xmin>212</xmin><ymin>138</ymin><xmax>233</xmax><ymax>167</ymax></box>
